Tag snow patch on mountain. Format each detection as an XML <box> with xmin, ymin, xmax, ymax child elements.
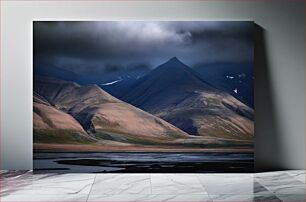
<box><xmin>101</xmin><ymin>79</ymin><xmax>122</xmax><ymax>86</ymax></box>
<box><xmin>226</xmin><ymin>75</ymin><xmax>235</xmax><ymax>79</ymax></box>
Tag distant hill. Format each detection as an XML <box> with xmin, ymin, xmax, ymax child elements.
<box><xmin>194</xmin><ymin>62</ymin><xmax>254</xmax><ymax>108</ymax></box>
<box><xmin>34</xmin><ymin>64</ymin><xmax>80</xmax><ymax>83</ymax></box>
<box><xmin>34</xmin><ymin>64</ymin><xmax>146</xmax><ymax>97</ymax></box>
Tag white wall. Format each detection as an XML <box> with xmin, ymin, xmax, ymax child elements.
<box><xmin>1</xmin><ymin>0</ymin><xmax>304</xmax><ymax>170</ymax></box>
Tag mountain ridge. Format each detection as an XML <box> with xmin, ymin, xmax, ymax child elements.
<box><xmin>33</xmin><ymin>76</ymin><xmax>191</xmax><ymax>146</ymax></box>
<box><xmin>122</xmin><ymin>57</ymin><xmax>254</xmax><ymax>140</ymax></box>
<box><xmin>123</xmin><ymin>57</ymin><xmax>218</xmax><ymax>112</ymax></box>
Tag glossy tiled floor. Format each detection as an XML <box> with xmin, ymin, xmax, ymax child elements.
<box><xmin>0</xmin><ymin>170</ymin><xmax>305</xmax><ymax>202</ymax></box>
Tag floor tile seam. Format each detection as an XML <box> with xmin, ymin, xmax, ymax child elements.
<box><xmin>255</xmin><ymin>180</ymin><xmax>305</xmax><ymax>196</ymax></box>
<box><xmin>195</xmin><ymin>175</ymin><xmax>214</xmax><ymax>201</ymax></box>
<box><xmin>86</xmin><ymin>174</ymin><xmax>97</xmax><ymax>202</ymax></box>
<box><xmin>149</xmin><ymin>174</ymin><xmax>153</xmax><ymax>195</ymax></box>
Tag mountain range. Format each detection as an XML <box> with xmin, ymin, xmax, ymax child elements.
<box><xmin>34</xmin><ymin>76</ymin><xmax>191</xmax><ymax>147</ymax></box>
<box><xmin>34</xmin><ymin>61</ymin><xmax>253</xmax><ymax>107</ymax></box>
<box><xmin>33</xmin><ymin>57</ymin><xmax>254</xmax><ymax>151</ymax></box>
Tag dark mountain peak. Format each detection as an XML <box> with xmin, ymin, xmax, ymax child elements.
<box><xmin>135</xmin><ymin>57</ymin><xmax>216</xmax><ymax>90</ymax></box>
<box><xmin>154</xmin><ymin>57</ymin><xmax>191</xmax><ymax>75</ymax></box>
<box><xmin>168</xmin><ymin>56</ymin><xmax>180</xmax><ymax>62</ymax></box>
<box><xmin>122</xmin><ymin>57</ymin><xmax>224</xmax><ymax>112</ymax></box>
<box><xmin>155</xmin><ymin>57</ymin><xmax>216</xmax><ymax>84</ymax></box>
<box><xmin>163</xmin><ymin>57</ymin><xmax>186</xmax><ymax>68</ymax></box>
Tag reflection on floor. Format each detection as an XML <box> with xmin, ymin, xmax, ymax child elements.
<box><xmin>0</xmin><ymin>170</ymin><xmax>305</xmax><ymax>201</ymax></box>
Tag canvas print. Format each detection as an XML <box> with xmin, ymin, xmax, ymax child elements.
<box><xmin>33</xmin><ymin>21</ymin><xmax>254</xmax><ymax>173</ymax></box>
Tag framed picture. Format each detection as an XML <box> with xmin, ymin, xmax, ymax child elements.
<box><xmin>33</xmin><ymin>21</ymin><xmax>254</xmax><ymax>173</ymax></box>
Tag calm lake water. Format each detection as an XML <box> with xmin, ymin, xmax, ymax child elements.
<box><xmin>33</xmin><ymin>152</ymin><xmax>254</xmax><ymax>173</ymax></box>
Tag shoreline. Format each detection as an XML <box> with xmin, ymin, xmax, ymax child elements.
<box><xmin>34</xmin><ymin>143</ymin><xmax>254</xmax><ymax>153</ymax></box>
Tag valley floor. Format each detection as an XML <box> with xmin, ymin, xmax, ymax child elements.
<box><xmin>34</xmin><ymin>143</ymin><xmax>254</xmax><ymax>153</ymax></box>
<box><xmin>33</xmin><ymin>150</ymin><xmax>254</xmax><ymax>173</ymax></box>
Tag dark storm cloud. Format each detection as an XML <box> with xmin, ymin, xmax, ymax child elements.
<box><xmin>34</xmin><ymin>21</ymin><xmax>253</xmax><ymax>74</ymax></box>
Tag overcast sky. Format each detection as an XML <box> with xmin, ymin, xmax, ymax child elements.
<box><xmin>34</xmin><ymin>21</ymin><xmax>254</xmax><ymax>75</ymax></box>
